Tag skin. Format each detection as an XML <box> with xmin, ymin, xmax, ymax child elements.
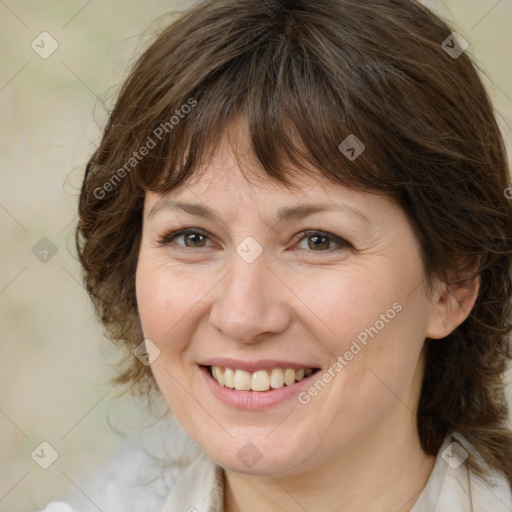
<box><xmin>135</xmin><ymin>119</ymin><xmax>479</xmax><ymax>512</ymax></box>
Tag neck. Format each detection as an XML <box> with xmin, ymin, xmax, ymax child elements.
<box><xmin>224</xmin><ymin>415</ymin><xmax>436</xmax><ymax>512</ymax></box>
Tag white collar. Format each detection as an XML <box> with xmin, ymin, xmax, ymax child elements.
<box><xmin>411</xmin><ymin>433</ymin><xmax>512</xmax><ymax>512</ymax></box>
<box><xmin>162</xmin><ymin>433</ymin><xmax>512</xmax><ymax>512</ymax></box>
<box><xmin>162</xmin><ymin>451</ymin><xmax>224</xmax><ymax>512</ymax></box>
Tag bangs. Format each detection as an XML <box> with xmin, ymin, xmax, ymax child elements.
<box><xmin>78</xmin><ymin>1</ymin><xmax>512</xmax><ymax>480</ymax></box>
<box><xmin>126</xmin><ymin>13</ymin><xmax>404</xmax><ymax>198</ymax></box>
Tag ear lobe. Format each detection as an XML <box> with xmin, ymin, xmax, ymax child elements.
<box><xmin>426</xmin><ymin>274</ymin><xmax>480</xmax><ymax>340</ymax></box>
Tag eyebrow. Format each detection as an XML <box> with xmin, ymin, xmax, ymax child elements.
<box><xmin>147</xmin><ymin>199</ymin><xmax>370</xmax><ymax>225</ymax></box>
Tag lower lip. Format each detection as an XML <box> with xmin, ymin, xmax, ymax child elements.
<box><xmin>199</xmin><ymin>365</ymin><xmax>318</xmax><ymax>410</ymax></box>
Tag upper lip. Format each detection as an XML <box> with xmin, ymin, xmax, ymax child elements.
<box><xmin>199</xmin><ymin>358</ymin><xmax>320</xmax><ymax>372</ymax></box>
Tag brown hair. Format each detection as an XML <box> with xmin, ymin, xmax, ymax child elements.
<box><xmin>76</xmin><ymin>0</ymin><xmax>512</xmax><ymax>482</ymax></box>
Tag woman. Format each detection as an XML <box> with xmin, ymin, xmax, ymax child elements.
<box><xmin>40</xmin><ymin>0</ymin><xmax>512</xmax><ymax>510</ymax></box>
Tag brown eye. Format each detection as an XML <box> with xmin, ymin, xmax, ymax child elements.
<box><xmin>306</xmin><ymin>234</ymin><xmax>331</xmax><ymax>251</ymax></box>
<box><xmin>181</xmin><ymin>231</ymin><xmax>208</xmax><ymax>248</ymax></box>
<box><xmin>294</xmin><ymin>230</ymin><xmax>350</xmax><ymax>253</ymax></box>
<box><xmin>159</xmin><ymin>229</ymin><xmax>211</xmax><ymax>248</ymax></box>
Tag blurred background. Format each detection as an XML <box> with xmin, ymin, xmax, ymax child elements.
<box><xmin>0</xmin><ymin>1</ymin><xmax>511</xmax><ymax>510</ymax></box>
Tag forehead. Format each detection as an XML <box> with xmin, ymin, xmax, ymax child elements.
<box><xmin>143</xmin><ymin>117</ymin><xmax>396</xmax><ymax>225</ymax></box>
<box><xmin>149</xmin><ymin>120</ymin><xmax>332</xmax><ymax>198</ymax></box>
<box><xmin>186</xmin><ymin>117</ymin><xmax>319</xmax><ymax>190</ymax></box>
<box><xmin>144</xmin><ymin>163</ymin><xmax>389</xmax><ymax>232</ymax></box>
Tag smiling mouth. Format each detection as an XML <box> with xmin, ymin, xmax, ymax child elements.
<box><xmin>203</xmin><ymin>365</ymin><xmax>321</xmax><ymax>392</ymax></box>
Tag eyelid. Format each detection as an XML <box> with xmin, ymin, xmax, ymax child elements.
<box><xmin>158</xmin><ymin>227</ymin><xmax>212</xmax><ymax>247</ymax></box>
<box><xmin>291</xmin><ymin>229</ymin><xmax>351</xmax><ymax>249</ymax></box>
<box><xmin>157</xmin><ymin>227</ymin><xmax>352</xmax><ymax>253</ymax></box>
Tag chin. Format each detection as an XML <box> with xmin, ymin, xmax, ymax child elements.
<box><xmin>199</xmin><ymin>433</ymin><xmax>315</xmax><ymax>477</ymax></box>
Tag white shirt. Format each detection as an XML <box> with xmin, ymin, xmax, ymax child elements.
<box><xmin>38</xmin><ymin>420</ymin><xmax>512</xmax><ymax>512</ymax></box>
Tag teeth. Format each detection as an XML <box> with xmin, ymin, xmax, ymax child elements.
<box><xmin>270</xmin><ymin>368</ymin><xmax>284</xmax><ymax>389</ymax></box>
<box><xmin>234</xmin><ymin>369</ymin><xmax>251</xmax><ymax>390</ymax></box>
<box><xmin>210</xmin><ymin>366</ymin><xmax>315</xmax><ymax>392</ymax></box>
<box><xmin>212</xmin><ymin>366</ymin><xmax>225</xmax><ymax>386</ymax></box>
<box><xmin>252</xmin><ymin>370</ymin><xmax>270</xmax><ymax>391</ymax></box>
<box><xmin>284</xmin><ymin>368</ymin><xmax>295</xmax><ymax>386</ymax></box>
<box><xmin>224</xmin><ymin>367</ymin><xmax>235</xmax><ymax>388</ymax></box>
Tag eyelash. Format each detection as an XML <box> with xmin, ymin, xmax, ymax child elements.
<box><xmin>156</xmin><ymin>228</ymin><xmax>351</xmax><ymax>255</ymax></box>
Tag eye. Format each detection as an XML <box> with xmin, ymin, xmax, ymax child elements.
<box><xmin>157</xmin><ymin>228</ymin><xmax>351</xmax><ymax>254</ymax></box>
<box><xmin>158</xmin><ymin>228</ymin><xmax>213</xmax><ymax>249</ymax></box>
<box><xmin>293</xmin><ymin>230</ymin><xmax>351</xmax><ymax>253</ymax></box>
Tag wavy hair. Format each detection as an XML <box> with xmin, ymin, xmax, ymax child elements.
<box><xmin>76</xmin><ymin>0</ymin><xmax>512</xmax><ymax>482</ymax></box>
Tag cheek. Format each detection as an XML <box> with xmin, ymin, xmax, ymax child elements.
<box><xmin>135</xmin><ymin>256</ymin><xmax>208</xmax><ymax>414</ymax></box>
<box><xmin>300</xmin><ymin>257</ymin><xmax>427</xmax><ymax>392</ymax></box>
<box><xmin>135</xmin><ymin>255</ymin><xmax>206</xmax><ymax>348</ymax></box>
<box><xmin>293</xmin><ymin>266</ymin><xmax>408</xmax><ymax>350</ymax></box>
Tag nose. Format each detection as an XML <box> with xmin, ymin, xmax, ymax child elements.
<box><xmin>208</xmin><ymin>250</ymin><xmax>291</xmax><ymax>343</ymax></box>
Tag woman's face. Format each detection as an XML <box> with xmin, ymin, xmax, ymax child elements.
<box><xmin>136</xmin><ymin>124</ymin><xmax>443</xmax><ymax>476</ymax></box>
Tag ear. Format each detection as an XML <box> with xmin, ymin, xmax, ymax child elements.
<box><xmin>425</xmin><ymin>273</ymin><xmax>480</xmax><ymax>340</ymax></box>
